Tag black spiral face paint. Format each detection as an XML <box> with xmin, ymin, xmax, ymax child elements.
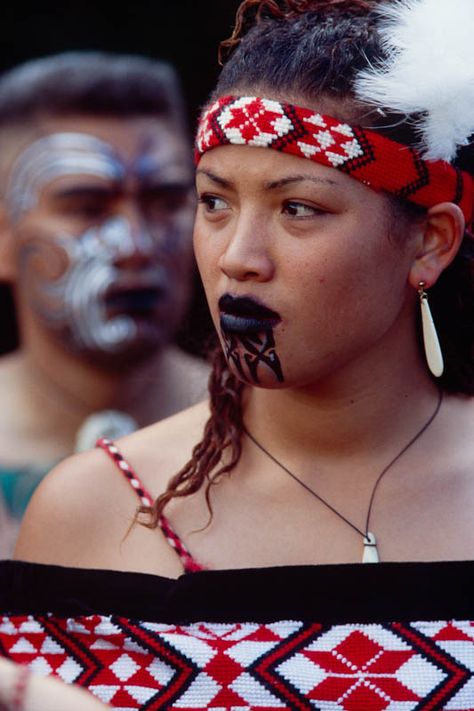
<box><xmin>219</xmin><ymin>294</ymin><xmax>284</xmax><ymax>384</ymax></box>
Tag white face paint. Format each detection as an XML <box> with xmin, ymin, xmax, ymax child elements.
<box><xmin>8</xmin><ymin>124</ymin><xmax>194</xmax><ymax>366</ymax></box>
<box><xmin>6</xmin><ymin>133</ymin><xmax>125</xmax><ymax>222</ymax></box>
<box><xmin>20</xmin><ymin>217</ymin><xmax>167</xmax><ymax>353</ymax></box>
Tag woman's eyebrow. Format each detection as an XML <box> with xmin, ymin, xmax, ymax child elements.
<box><xmin>264</xmin><ymin>174</ymin><xmax>339</xmax><ymax>190</ymax></box>
<box><xmin>195</xmin><ymin>169</ymin><xmax>339</xmax><ymax>191</ymax></box>
<box><xmin>195</xmin><ymin>168</ymin><xmax>233</xmax><ymax>189</ymax></box>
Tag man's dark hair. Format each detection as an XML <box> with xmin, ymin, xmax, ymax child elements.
<box><xmin>0</xmin><ymin>51</ymin><xmax>187</xmax><ymax>130</ymax></box>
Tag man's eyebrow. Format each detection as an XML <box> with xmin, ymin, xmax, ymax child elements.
<box><xmin>50</xmin><ymin>185</ymin><xmax>118</xmax><ymax>200</ymax></box>
<box><xmin>138</xmin><ymin>160</ymin><xmax>193</xmax><ymax>180</ymax></box>
<box><xmin>141</xmin><ymin>178</ymin><xmax>194</xmax><ymax>190</ymax></box>
<box><xmin>265</xmin><ymin>174</ymin><xmax>339</xmax><ymax>189</ymax></box>
<box><xmin>195</xmin><ymin>168</ymin><xmax>234</xmax><ymax>189</ymax></box>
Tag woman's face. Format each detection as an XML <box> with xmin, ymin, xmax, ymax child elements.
<box><xmin>194</xmin><ymin>144</ymin><xmax>419</xmax><ymax>389</ymax></box>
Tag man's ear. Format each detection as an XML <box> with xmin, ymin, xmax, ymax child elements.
<box><xmin>0</xmin><ymin>203</ymin><xmax>17</xmax><ymax>283</ymax></box>
<box><xmin>408</xmin><ymin>202</ymin><xmax>465</xmax><ymax>289</ymax></box>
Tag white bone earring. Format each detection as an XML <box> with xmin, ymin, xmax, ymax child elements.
<box><xmin>418</xmin><ymin>282</ymin><xmax>444</xmax><ymax>377</ymax></box>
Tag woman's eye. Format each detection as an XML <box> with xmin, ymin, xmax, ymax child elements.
<box><xmin>283</xmin><ymin>201</ymin><xmax>324</xmax><ymax>218</ymax></box>
<box><xmin>199</xmin><ymin>195</ymin><xmax>229</xmax><ymax>212</ymax></box>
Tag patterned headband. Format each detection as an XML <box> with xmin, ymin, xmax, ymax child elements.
<box><xmin>195</xmin><ymin>96</ymin><xmax>474</xmax><ymax>224</ymax></box>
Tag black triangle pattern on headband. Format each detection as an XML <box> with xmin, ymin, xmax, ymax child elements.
<box><xmin>196</xmin><ymin>96</ymin><xmax>474</xmax><ymax>223</ymax></box>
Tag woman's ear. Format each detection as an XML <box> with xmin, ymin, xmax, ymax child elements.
<box><xmin>408</xmin><ymin>202</ymin><xmax>465</xmax><ymax>289</ymax></box>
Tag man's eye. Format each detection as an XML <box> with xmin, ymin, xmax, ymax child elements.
<box><xmin>198</xmin><ymin>195</ymin><xmax>229</xmax><ymax>212</ymax></box>
<box><xmin>54</xmin><ymin>197</ymin><xmax>108</xmax><ymax>219</ymax></box>
<box><xmin>73</xmin><ymin>201</ymin><xmax>107</xmax><ymax>218</ymax></box>
<box><xmin>283</xmin><ymin>201</ymin><xmax>324</xmax><ymax>218</ymax></box>
<box><xmin>144</xmin><ymin>186</ymin><xmax>193</xmax><ymax>213</ymax></box>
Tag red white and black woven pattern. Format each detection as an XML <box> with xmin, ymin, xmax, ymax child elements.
<box><xmin>196</xmin><ymin>96</ymin><xmax>474</xmax><ymax>224</ymax></box>
<box><xmin>96</xmin><ymin>438</ymin><xmax>203</xmax><ymax>573</ymax></box>
<box><xmin>2</xmin><ymin>614</ymin><xmax>474</xmax><ymax>709</ymax></box>
<box><xmin>97</xmin><ymin>438</ymin><xmax>153</xmax><ymax>509</ymax></box>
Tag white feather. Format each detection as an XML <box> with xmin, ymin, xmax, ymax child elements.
<box><xmin>354</xmin><ymin>0</ymin><xmax>474</xmax><ymax>161</ymax></box>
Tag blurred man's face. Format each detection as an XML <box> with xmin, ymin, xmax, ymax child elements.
<box><xmin>4</xmin><ymin>115</ymin><xmax>195</xmax><ymax>367</ymax></box>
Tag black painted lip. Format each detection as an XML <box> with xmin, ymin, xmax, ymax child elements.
<box><xmin>218</xmin><ymin>294</ymin><xmax>281</xmax><ymax>333</ymax></box>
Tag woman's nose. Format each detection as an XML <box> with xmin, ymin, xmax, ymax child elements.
<box><xmin>218</xmin><ymin>220</ymin><xmax>275</xmax><ymax>283</ymax></box>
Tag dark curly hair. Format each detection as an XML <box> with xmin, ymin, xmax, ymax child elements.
<box><xmin>144</xmin><ymin>0</ymin><xmax>474</xmax><ymax>527</ymax></box>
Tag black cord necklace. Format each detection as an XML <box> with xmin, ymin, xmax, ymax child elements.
<box><xmin>244</xmin><ymin>389</ymin><xmax>443</xmax><ymax>563</ymax></box>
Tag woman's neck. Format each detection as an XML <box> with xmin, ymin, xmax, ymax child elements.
<box><xmin>244</xmin><ymin>358</ymin><xmax>440</xmax><ymax>466</ymax></box>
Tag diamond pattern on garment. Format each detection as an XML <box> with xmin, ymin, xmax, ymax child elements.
<box><xmin>2</xmin><ymin>615</ymin><xmax>474</xmax><ymax>709</ymax></box>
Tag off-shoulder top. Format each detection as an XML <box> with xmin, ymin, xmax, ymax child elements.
<box><xmin>0</xmin><ymin>438</ymin><xmax>473</xmax><ymax>710</ymax></box>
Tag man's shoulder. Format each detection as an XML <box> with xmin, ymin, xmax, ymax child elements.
<box><xmin>158</xmin><ymin>346</ymin><xmax>210</xmax><ymax>410</ymax></box>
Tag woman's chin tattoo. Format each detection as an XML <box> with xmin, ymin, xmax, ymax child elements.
<box><xmin>221</xmin><ymin>327</ymin><xmax>285</xmax><ymax>385</ymax></box>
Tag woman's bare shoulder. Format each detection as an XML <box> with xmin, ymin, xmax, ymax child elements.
<box><xmin>118</xmin><ymin>397</ymin><xmax>210</xmax><ymax>474</ymax></box>
<box><xmin>14</xmin><ymin>400</ymin><xmax>210</xmax><ymax>574</ymax></box>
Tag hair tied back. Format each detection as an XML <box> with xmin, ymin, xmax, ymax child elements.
<box><xmin>219</xmin><ymin>0</ymin><xmax>377</xmax><ymax>64</ymax></box>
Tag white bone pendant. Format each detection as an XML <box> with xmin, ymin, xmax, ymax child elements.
<box><xmin>420</xmin><ymin>296</ymin><xmax>444</xmax><ymax>377</ymax></box>
<box><xmin>362</xmin><ymin>532</ymin><xmax>379</xmax><ymax>563</ymax></box>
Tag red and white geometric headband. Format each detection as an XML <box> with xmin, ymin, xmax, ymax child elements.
<box><xmin>195</xmin><ymin>96</ymin><xmax>474</xmax><ymax>224</ymax></box>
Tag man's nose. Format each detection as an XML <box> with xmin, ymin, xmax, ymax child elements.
<box><xmin>102</xmin><ymin>210</ymin><xmax>156</xmax><ymax>268</ymax></box>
